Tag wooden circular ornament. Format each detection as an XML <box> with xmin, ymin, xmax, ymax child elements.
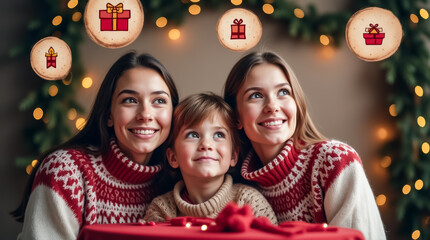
<box><xmin>84</xmin><ymin>0</ymin><xmax>144</xmax><ymax>48</ymax></box>
<box><xmin>216</xmin><ymin>8</ymin><xmax>262</xmax><ymax>52</ymax></box>
<box><xmin>346</xmin><ymin>7</ymin><xmax>403</xmax><ymax>62</ymax></box>
<box><xmin>30</xmin><ymin>37</ymin><xmax>72</xmax><ymax>81</ymax></box>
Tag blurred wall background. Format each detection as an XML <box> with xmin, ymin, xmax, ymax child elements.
<box><xmin>1</xmin><ymin>0</ymin><xmax>401</xmax><ymax>239</ymax></box>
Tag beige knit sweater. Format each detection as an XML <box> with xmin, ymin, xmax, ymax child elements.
<box><xmin>144</xmin><ymin>174</ymin><xmax>278</xmax><ymax>225</ymax></box>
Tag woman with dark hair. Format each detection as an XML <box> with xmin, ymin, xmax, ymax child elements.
<box><xmin>224</xmin><ymin>52</ymin><xmax>385</xmax><ymax>240</ymax></box>
<box><xmin>13</xmin><ymin>52</ymin><xmax>179</xmax><ymax>239</ymax></box>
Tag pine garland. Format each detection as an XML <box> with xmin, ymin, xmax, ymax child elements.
<box><xmin>11</xmin><ymin>0</ymin><xmax>430</xmax><ymax>238</ymax></box>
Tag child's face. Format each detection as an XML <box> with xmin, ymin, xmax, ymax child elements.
<box><xmin>235</xmin><ymin>63</ymin><xmax>297</xmax><ymax>149</ymax></box>
<box><xmin>108</xmin><ymin>67</ymin><xmax>173</xmax><ymax>164</ymax></box>
<box><xmin>167</xmin><ymin>113</ymin><xmax>237</xmax><ymax>180</ymax></box>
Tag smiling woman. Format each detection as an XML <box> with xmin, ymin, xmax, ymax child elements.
<box><xmin>12</xmin><ymin>52</ymin><xmax>179</xmax><ymax>240</ymax></box>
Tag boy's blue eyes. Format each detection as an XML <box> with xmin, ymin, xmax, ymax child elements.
<box><xmin>185</xmin><ymin>131</ymin><xmax>226</xmax><ymax>139</ymax></box>
<box><xmin>186</xmin><ymin>132</ymin><xmax>199</xmax><ymax>138</ymax></box>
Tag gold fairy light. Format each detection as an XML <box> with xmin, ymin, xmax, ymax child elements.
<box><xmin>422</xmin><ymin>142</ymin><xmax>430</xmax><ymax>154</ymax></box>
<box><xmin>380</xmin><ymin>156</ymin><xmax>392</xmax><ymax>168</ymax></box>
<box><xmin>420</xmin><ymin>9</ymin><xmax>429</xmax><ymax>19</ymax></box>
<box><xmin>82</xmin><ymin>77</ymin><xmax>93</xmax><ymax>89</ymax></box>
<box><xmin>26</xmin><ymin>165</ymin><xmax>33</xmax><ymax>175</ymax></box>
<box><xmin>75</xmin><ymin>117</ymin><xmax>86</xmax><ymax>130</ymax></box>
<box><xmin>402</xmin><ymin>184</ymin><xmax>411</xmax><ymax>195</ymax></box>
<box><xmin>294</xmin><ymin>8</ymin><xmax>305</xmax><ymax>18</ymax></box>
<box><xmin>72</xmin><ymin>12</ymin><xmax>82</xmax><ymax>22</ymax></box>
<box><xmin>52</xmin><ymin>16</ymin><xmax>63</xmax><ymax>26</ymax></box>
<box><xmin>68</xmin><ymin>108</ymin><xmax>77</xmax><ymax>120</ymax></box>
<box><xmin>156</xmin><ymin>17</ymin><xmax>167</xmax><ymax>28</ymax></box>
<box><xmin>376</xmin><ymin>127</ymin><xmax>388</xmax><ymax>140</ymax></box>
<box><xmin>262</xmin><ymin>4</ymin><xmax>274</xmax><ymax>15</ymax></box>
<box><xmin>415</xmin><ymin>179</ymin><xmax>423</xmax><ymax>190</ymax></box>
<box><xmin>49</xmin><ymin>85</ymin><xmax>59</xmax><ymax>97</ymax></box>
<box><xmin>169</xmin><ymin>29</ymin><xmax>181</xmax><ymax>40</ymax></box>
<box><xmin>389</xmin><ymin>104</ymin><xmax>397</xmax><ymax>117</ymax></box>
<box><xmin>33</xmin><ymin>108</ymin><xmax>43</xmax><ymax>120</ymax></box>
<box><xmin>188</xmin><ymin>4</ymin><xmax>201</xmax><ymax>15</ymax></box>
<box><xmin>410</xmin><ymin>14</ymin><xmax>419</xmax><ymax>23</ymax></box>
<box><xmin>376</xmin><ymin>194</ymin><xmax>386</xmax><ymax>206</ymax></box>
<box><xmin>415</xmin><ymin>85</ymin><xmax>424</xmax><ymax>97</ymax></box>
<box><xmin>412</xmin><ymin>230</ymin><xmax>420</xmax><ymax>240</ymax></box>
<box><xmin>231</xmin><ymin>0</ymin><xmax>242</xmax><ymax>6</ymax></box>
<box><xmin>31</xmin><ymin>160</ymin><xmax>38</xmax><ymax>167</ymax></box>
<box><xmin>417</xmin><ymin>116</ymin><xmax>426</xmax><ymax>127</ymax></box>
<box><xmin>320</xmin><ymin>35</ymin><xmax>330</xmax><ymax>46</ymax></box>
<box><xmin>68</xmin><ymin>0</ymin><xmax>78</xmax><ymax>9</ymax></box>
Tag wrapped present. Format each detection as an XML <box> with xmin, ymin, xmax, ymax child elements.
<box><xmin>363</xmin><ymin>23</ymin><xmax>385</xmax><ymax>45</ymax></box>
<box><xmin>99</xmin><ymin>3</ymin><xmax>130</xmax><ymax>31</ymax></box>
<box><xmin>45</xmin><ymin>47</ymin><xmax>57</xmax><ymax>68</ymax></box>
<box><xmin>231</xmin><ymin>19</ymin><xmax>246</xmax><ymax>39</ymax></box>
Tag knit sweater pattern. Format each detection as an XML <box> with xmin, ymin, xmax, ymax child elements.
<box><xmin>19</xmin><ymin>140</ymin><xmax>161</xmax><ymax>240</ymax></box>
<box><xmin>241</xmin><ymin>139</ymin><xmax>386</xmax><ymax>240</ymax></box>
<box><xmin>144</xmin><ymin>174</ymin><xmax>278</xmax><ymax>225</ymax></box>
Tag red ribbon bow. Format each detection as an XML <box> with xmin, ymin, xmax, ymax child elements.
<box><xmin>233</xmin><ymin>19</ymin><xmax>243</xmax><ymax>25</ymax></box>
<box><xmin>367</xmin><ymin>23</ymin><xmax>382</xmax><ymax>33</ymax></box>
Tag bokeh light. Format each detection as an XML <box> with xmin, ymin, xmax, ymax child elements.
<box><xmin>262</xmin><ymin>4</ymin><xmax>274</xmax><ymax>14</ymax></box>
<box><xmin>82</xmin><ymin>77</ymin><xmax>93</xmax><ymax>89</ymax></box>
<box><xmin>52</xmin><ymin>16</ymin><xmax>63</xmax><ymax>26</ymax></box>
<box><xmin>156</xmin><ymin>17</ymin><xmax>167</xmax><ymax>28</ymax></box>
<box><xmin>294</xmin><ymin>8</ymin><xmax>305</xmax><ymax>18</ymax></box>
<box><xmin>231</xmin><ymin>0</ymin><xmax>242</xmax><ymax>6</ymax></box>
<box><xmin>410</xmin><ymin>14</ymin><xmax>419</xmax><ymax>23</ymax></box>
<box><xmin>33</xmin><ymin>108</ymin><xmax>43</xmax><ymax>120</ymax></box>
<box><xmin>188</xmin><ymin>4</ymin><xmax>201</xmax><ymax>15</ymax></box>
<box><xmin>320</xmin><ymin>35</ymin><xmax>330</xmax><ymax>46</ymax></box>
<box><xmin>169</xmin><ymin>29</ymin><xmax>181</xmax><ymax>40</ymax></box>
<box><xmin>68</xmin><ymin>108</ymin><xmax>77</xmax><ymax>120</ymax></box>
<box><xmin>72</xmin><ymin>12</ymin><xmax>82</xmax><ymax>22</ymax></box>
<box><xmin>376</xmin><ymin>194</ymin><xmax>386</xmax><ymax>206</ymax></box>
<box><xmin>49</xmin><ymin>85</ymin><xmax>59</xmax><ymax>97</ymax></box>
<box><xmin>402</xmin><ymin>184</ymin><xmax>411</xmax><ymax>195</ymax></box>
<box><xmin>75</xmin><ymin>117</ymin><xmax>86</xmax><ymax>130</ymax></box>
<box><xmin>389</xmin><ymin>104</ymin><xmax>397</xmax><ymax>117</ymax></box>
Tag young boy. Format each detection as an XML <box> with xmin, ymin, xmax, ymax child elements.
<box><xmin>143</xmin><ymin>93</ymin><xmax>277</xmax><ymax>224</ymax></box>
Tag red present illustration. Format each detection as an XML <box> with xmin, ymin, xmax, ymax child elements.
<box><xmin>363</xmin><ymin>23</ymin><xmax>385</xmax><ymax>45</ymax></box>
<box><xmin>45</xmin><ymin>47</ymin><xmax>57</xmax><ymax>68</ymax></box>
<box><xmin>99</xmin><ymin>3</ymin><xmax>130</xmax><ymax>31</ymax></box>
<box><xmin>231</xmin><ymin>19</ymin><xmax>246</xmax><ymax>39</ymax></box>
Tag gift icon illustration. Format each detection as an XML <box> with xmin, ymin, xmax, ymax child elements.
<box><xmin>363</xmin><ymin>24</ymin><xmax>385</xmax><ymax>45</ymax></box>
<box><xmin>99</xmin><ymin>3</ymin><xmax>130</xmax><ymax>31</ymax></box>
<box><xmin>231</xmin><ymin>19</ymin><xmax>246</xmax><ymax>39</ymax></box>
<box><xmin>45</xmin><ymin>47</ymin><xmax>57</xmax><ymax>68</ymax></box>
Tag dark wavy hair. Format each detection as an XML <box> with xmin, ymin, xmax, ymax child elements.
<box><xmin>11</xmin><ymin>52</ymin><xmax>179</xmax><ymax>222</ymax></box>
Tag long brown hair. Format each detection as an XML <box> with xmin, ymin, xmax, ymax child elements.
<box><xmin>11</xmin><ymin>52</ymin><xmax>179</xmax><ymax>222</ymax></box>
<box><xmin>223</xmin><ymin>51</ymin><xmax>327</xmax><ymax>156</ymax></box>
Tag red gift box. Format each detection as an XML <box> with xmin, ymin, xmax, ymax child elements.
<box><xmin>363</xmin><ymin>23</ymin><xmax>385</xmax><ymax>45</ymax></box>
<box><xmin>45</xmin><ymin>47</ymin><xmax>57</xmax><ymax>68</ymax></box>
<box><xmin>231</xmin><ymin>19</ymin><xmax>246</xmax><ymax>39</ymax></box>
<box><xmin>99</xmin><ymin>3</ymin><xmax>130</xmax><ymax>31</ymax></box>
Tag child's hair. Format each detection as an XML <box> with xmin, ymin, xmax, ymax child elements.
<box><xmin>165</xmin><ymin>92</ymin><xmax>240</xmax><ymax>180</ymax></box>
<box><xmin>223</xmin><ymin>51</ymin><xmax>327</xmax><ymax>154</ymax></box>
<box><xmin>12</xmin><ymin>52</ymin><xmax>179</xmax><ymax>222</ymax></box>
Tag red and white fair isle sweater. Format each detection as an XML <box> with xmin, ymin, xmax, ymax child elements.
<box><xmin>241</xmin><ymin>139</ymin><xmax>386</xmax><ymax>240</ymax></box>
<box><xmin>19</xmin><ymin>140</ymin><xmax>162</xmax><ymax>240</ymax></box>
